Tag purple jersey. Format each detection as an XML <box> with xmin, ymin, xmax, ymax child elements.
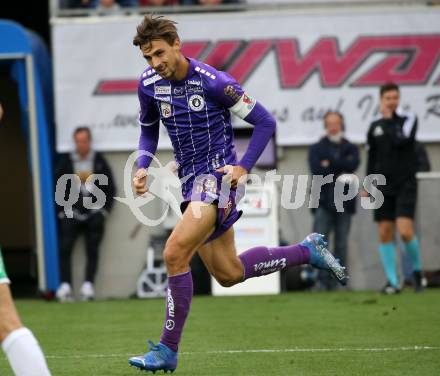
<box><xmin>138</xmin><ymin>58</ymin><xmax>257</xmax><ymax>199</ymax></box>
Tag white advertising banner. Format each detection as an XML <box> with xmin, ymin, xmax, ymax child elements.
<box><xmin>53</xmin><ymin>9</ymin><xmax>440</xmax><ymax>152</ymax></box>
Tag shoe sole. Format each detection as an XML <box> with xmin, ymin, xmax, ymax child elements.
<box><xmin>310</xmin><ymin>234</ymin><xmax>349</xmax><ymax>286</ymax></box>
<box><xmin>129</xmin><ymin>364</ymin><xmax>175</xmax><ymax>373</ymax></box>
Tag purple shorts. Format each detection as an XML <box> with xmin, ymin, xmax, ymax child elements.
<box><xmin>180</xmin><ymin>171</ymin><xmax>243</xmax><ymax>243</ymax></box>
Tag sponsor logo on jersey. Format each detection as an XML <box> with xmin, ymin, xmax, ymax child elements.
<box><xmin>155</xmin><ymin>86</ymin><xmax>171</xmax><ymax>95</ymax></box>
<box><xmin>161</xmin><ymin>102</ymin><xmax>172</xmax><ymax>118</ymax></box>
<box><xmin>155</xmin><ymin>96</ymin><xmax>171</xmax><ymax>103</ymax></box>
<box><xmin>224</xmin><ymin>85</ymin><xmax>241</xmax><ymax>103</ymax></box>
<box><xmin>143</xmin><ymin>74</ymin><xmax>161</xmax><ymax>86</ymax></box>
<box><xmin>187</xmin><ymin>79</ymin><xmax>201</xmax><ymax>86</ymax></box>
<box><xmin>188</xmin><ymin>94</ymin><xmax>205</xmax><ymax>112</ymax></box>
<box><xmin>173</xmin><ymin>86</ymin><xmax>185</xmax><ymax>96</ymax></box>
<box><xmin>187</xmin><ymin>86</ymin><xmax>203</xmax><ymax>94</ymax></box>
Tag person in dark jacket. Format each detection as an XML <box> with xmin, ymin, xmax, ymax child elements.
<box><xmin>309</xmin><ymin>111</ymin><xmax>360</xmax><ymax>290</ymax></box>
<box><xmin>365</xmin><ymin>82</ymin><xmax>423</xmax><ymax>294</ymax></box>
<box><xmin>55</xmin><ymin>127</ymin><xmax>115</xmax><ymax>301</ymax></box>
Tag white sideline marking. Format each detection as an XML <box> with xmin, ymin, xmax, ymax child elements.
<box><xmin>41</xmin><ymin>346</ymin><xmax>439</xmax><ymax>359</ymax></box>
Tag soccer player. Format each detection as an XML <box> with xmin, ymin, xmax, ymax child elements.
<box><xmin>0</xmin><ymin>103</ymin><xmax>51</xmax><ymax>375</ymax></box>
<box><xmin>128</xmin><ymin>15</ymin><xmax>348</xmax><ymax>373</ymax></box>
<box><xmin>0</xmin><ymin>249</ymin><xmax>52</xmax><ymax>376</ymax></box>
<box><xmin>365</xmin><ymin>83</ymin><xmax>423</xmax><ymax>294</ymax></box>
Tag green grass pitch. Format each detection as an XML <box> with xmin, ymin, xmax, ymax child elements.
<box><xmin>1</xmin><ymin>290</ymin><xmax>439</xmax><ymax>375</ymax></box>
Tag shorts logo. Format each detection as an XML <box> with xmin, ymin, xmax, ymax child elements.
<box><xmin>155</xmin><ymin>86</ymin><xmax>171</xmax><ymax>95</ymax></box>
<box><xmin>188</xmin><ymin>94</ymin><xmax>205</xmax><ymax>112</ymax></box>
<box><xmin>161</xmin><ymin>102</ymin><xmax>172</xmax><ymax>118</ymax></box>
<box><xmin>223</xmin><ymin>199</ymin><xmax>233</xmax><ymax>221</ymax></box>
<box><xmin>173</xmin><ymin>86</ymin><xmax>185</xmax><ymax>96</ymax></box>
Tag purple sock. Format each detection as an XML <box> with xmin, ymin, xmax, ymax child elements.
<box><xmin>159</xmin><ymin>271</ymin><xmax>193</xmax><ymax>352</ymax></box>
<box><xmin>239</xmin><ymin>244</ymin><xmax>310</xmax><ymax>280</ymax></box>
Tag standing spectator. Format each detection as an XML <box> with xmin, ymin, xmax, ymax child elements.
<box><xmin>93</xmin><ymin>0</ymin><xmax>122</xmax><ymax>14</ymax></box>
<box><xmin>365</xmin><ymin>83</ymin><xmax>423</xmax><ymax>294</ymax></box>
<box><xmin>139</xmin><ymin>0</ymin><xmax>179</xmax><ymax>5</ymax></box>
<box><xmin>55</xmin><ymin>127</ymin><xmax>115</xmax><ymax>301</ymax></box>
<box><xmin>309</xmin><ymin>111</ymin><xmax>360</xmax><ymax>290</ymax></box>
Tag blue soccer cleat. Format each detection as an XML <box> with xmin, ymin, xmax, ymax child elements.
<box><xmin>301</xmin><ymin>233</ymin><xmax>349</xmax><ymax>286</ymax></box>
<box><xmin>129</xmin><ymin>341</ymin><xmax>177</xmax><ymax>373</ymax></box>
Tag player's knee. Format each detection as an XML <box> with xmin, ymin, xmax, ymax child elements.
<box><xmin>215</xmin><ymin>276</ymin><xmax>236</xmax><ymax>288</ymax></box>
<box><xmin>399</xmin><ymin>228</ymin><xmax>414</xmax><ymax>243</ymax></box>
<box><xmin>163</xmin><ymin>237</ymin><xmax>188</xmax><ymax>269</ymax></box>
<box><xmin>0</xmin><ymin>318</ymin><xmax>22</xmax><ymax>342</ymax></box>
<box><xmin>163</xmin><ymin>247</ymin><xmax>182</xmax><ymax>269</ymax></box>
<box><xmin>379</xmin><ymin>227</ymin><xmax>393</xmax><ymax>243</ymax></box>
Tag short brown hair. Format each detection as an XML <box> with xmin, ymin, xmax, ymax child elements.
<box><xmin>133</xmin><ymin>14</ymin><xmax>179</xmax><ymax>49</ymax></box>
<box><xmin>73</xmin><ymin>126</ymin><xmax>91</xmax><ymax>139</ymax></box>
<box><xmin>380</xmin><ymin>82</ymin><xmax>399</xmax><ymax>97</ymax></box>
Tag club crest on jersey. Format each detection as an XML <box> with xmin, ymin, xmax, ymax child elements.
<box><xmin>373</xmin><ymin>126</ymin><xmax>384</xmax><ymax>137</ymax></box>
<box><xmin>155</xmin><ymin>86</ymin><xmax>171</xmax><ymax>95</ymax></box>
<box><xmin>161</xmin><ymin>102</ymin><xmax>172</xmax><ymax>118</ymax></box>
<box><xmin>188</xmin><ymin>94</ymin><xmax>205</xmax><ymax>112</ymax></box>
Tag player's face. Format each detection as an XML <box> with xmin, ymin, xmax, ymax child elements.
<box><xmin>74</xmin><ymin>131</ymin><xmax>91</xmax><ymax>157</ymax></box>
<box><xmin>325</xmin><ymin>113</ymin><xmax>343</xmax><ymax>136</ymax></box>
<box><xmin>380</xmin><ymin>89</ymin><xmax>400</xmax><ymax>114</ymax></box>
<box><xmin>141</xmin><ymin>39</ymin><xmax>181</xmax><ymax>80</ymax></box>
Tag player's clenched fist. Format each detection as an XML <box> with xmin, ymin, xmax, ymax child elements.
<box><xmin>133</xmin><ymin>168</ymin><xmax>148</xmax><ymax>195</ymax></box>
<box><xmin>216</xmin><ymin>164</ymin><xmax>248</xmax><ymax>189</ymax></box>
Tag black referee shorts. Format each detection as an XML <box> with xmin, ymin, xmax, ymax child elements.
<box><xmin>374</xmin><ymin>179</ymin><xmax>417</xmax><ymax>222</ymax></box>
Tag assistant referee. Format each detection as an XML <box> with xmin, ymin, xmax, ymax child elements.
<box><xmin>366</xmin><ymin>83</ymin><xmax>423</xmax><ymax>294</ymax></box>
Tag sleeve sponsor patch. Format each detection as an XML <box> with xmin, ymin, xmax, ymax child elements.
<box><xmin>224</xmin><ymin>85</ymin><xmax>241</xmax><ymax>102</ymax></box>
<box><xmin>230</xmin><ymin>92</ymin><xmax>257</xmax><ymax>119</ymax></box>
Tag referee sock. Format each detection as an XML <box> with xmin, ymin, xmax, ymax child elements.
<box><xmin>239</xmin><ymin>244</ymin><xmax>310</xmax><ymax>280</ymax></box>
<box><xmin>1</xmin><ymin>327</ymin><xmax>51</xmax><ymax>376</ymax></box>
<box><xmin>378</xmin><ymin>242</ymin><xmax>398</xmax><ymax>288</ymax></box>
<box><xmin>404</xmin><ymin>237</ymin><xmax>422</xmax><ymax>272</ymax></box>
